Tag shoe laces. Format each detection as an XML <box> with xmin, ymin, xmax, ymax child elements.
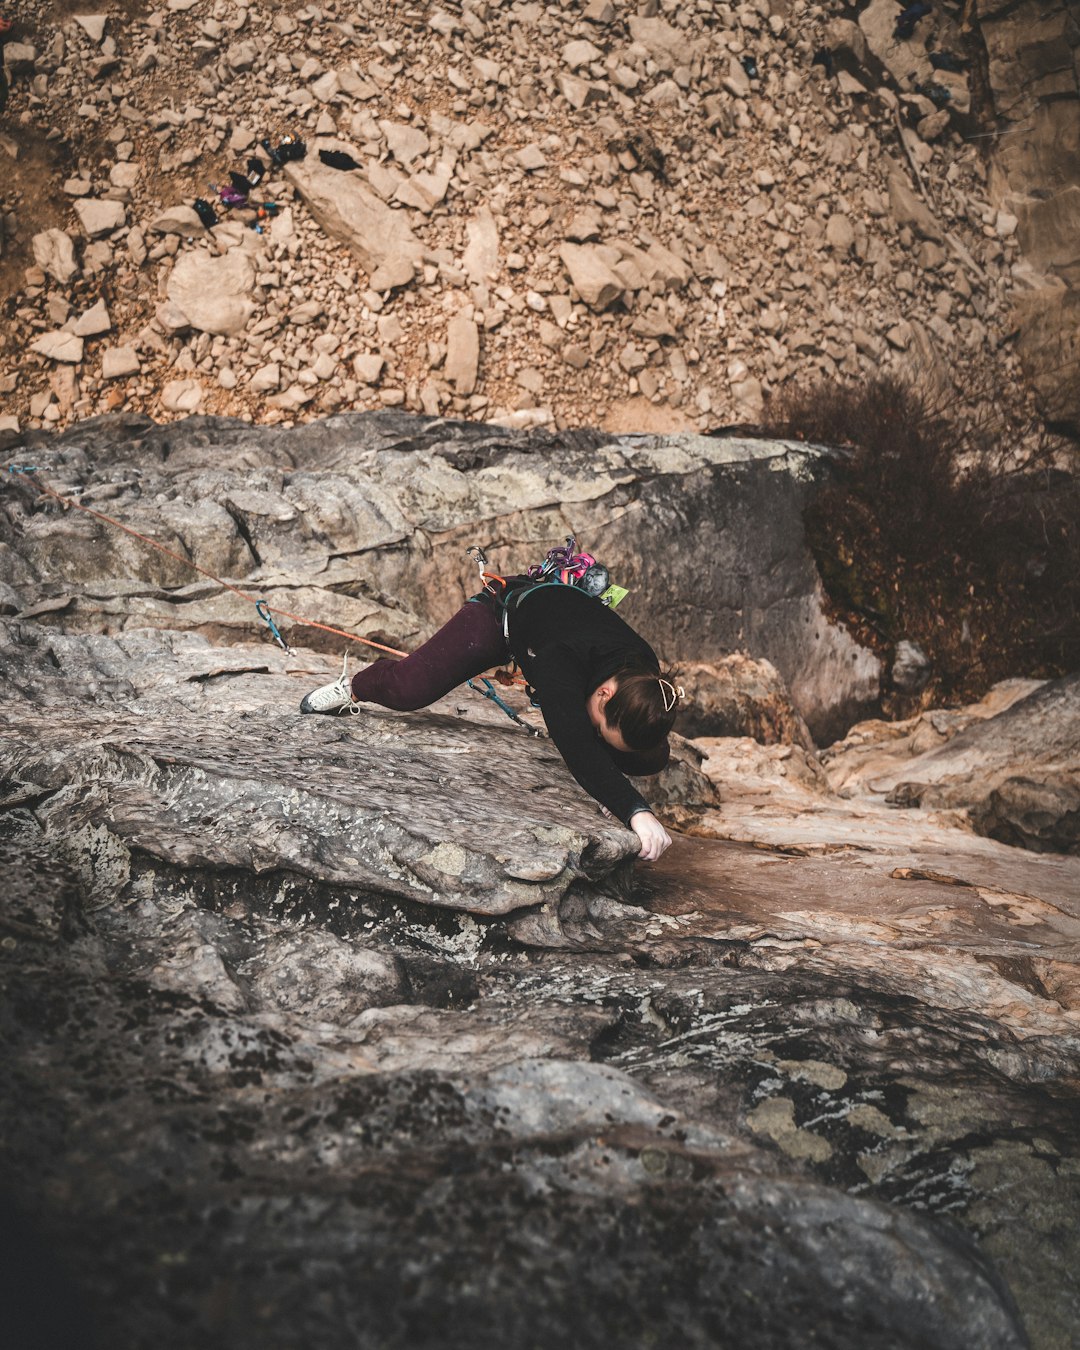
<box><xmin>337</xmin><ymin>650</ymin><xmax>361</xmax><ymax>713</ymax></box>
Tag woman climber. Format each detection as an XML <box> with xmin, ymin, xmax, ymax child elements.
<box><xmin>299</xmin><ymin>556</ymin><xmax>681</xmax><ymax>863</ymax></box>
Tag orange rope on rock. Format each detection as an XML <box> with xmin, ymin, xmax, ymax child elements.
<box><xmin>7</xmin><ymin>467</ymin><xmax>411</xmax><ymax>659</ymax></box>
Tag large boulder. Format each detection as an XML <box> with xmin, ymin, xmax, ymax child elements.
<box><xmin>283</xmin><ymin>137</ymin><xmax>424</xmax><ymax>279</ymax></box>
<box><xmin>166</xmin><ymin>249</ymin><xmax>257</xmax><ymax>336</ymax></box>
<box><xmin>827</xmin><ymin>672</ymin><xmax>1080</xmax><ymax>852</ymax></box>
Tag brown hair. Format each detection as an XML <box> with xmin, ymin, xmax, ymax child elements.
<box><xmin>604</xmin><ymin>664</ymin><xmax>679</xmax><ymax>751</ymax></box>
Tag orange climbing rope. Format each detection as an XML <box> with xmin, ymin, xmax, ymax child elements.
<box><xmin>5</xmin><ymin>465</ymin><xmax>411</xmax><ymax>658</ymax></box>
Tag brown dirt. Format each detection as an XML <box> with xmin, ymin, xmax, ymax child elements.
<box><xmin>0</xmin><ymin>125</ymin><xmax>80</xmax><ymax>305</ymax></box>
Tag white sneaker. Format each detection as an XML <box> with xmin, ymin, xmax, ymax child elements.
<box><xmin>300</xmin><ymin>652</ymin><xmax>358</xmax><ymax>715</ymax></box>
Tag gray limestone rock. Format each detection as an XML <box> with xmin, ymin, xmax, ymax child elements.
<box><xmin>463</xmin><ymin>208</ymin><xmax>500</xmax><ymax>285</ymax></box>
<box><xmin>880</xmin><ymin>672</ymin><xmax>1080</xmax><ymax>827</ymax></box>
<box><xmin>73</xmin><ymin>197</ymin><xmax>127</xmax><ymax>238</ymax></box>
<box><xmin>892</xmin><ymin>639</ymin><xmax>931</xmax><ymax>693</ymax></box>
<box><xmin>29</xmin><ymin>330</ymin><xmax>84</xmax><ymax>363</ymax></box>
<box><xmin>973</xmin><ymin>775</ymin><xmax>1080</xmax><ymax>854</ymax></box>
<box><xmin>101</xmin><ymin>346</ymin><xmax>140</xmax><ymax>379</ymax></box>
<box><xmin>0</xmin><ymin>413</ymin><xmax>879</xmax><ymax>741</ymax></box>
<box><xmin>148</xmin><ymin>204</ymin><xmax>207</xmax><ymax>236</ymax></box>
<box><xmin>445</xmin><ymin>315</ymin><xmax>480</xmax><ymax>395</ymax></box>
<box><xmin>71</xmin><ymin>298</ymin><xmax>111</xmax><ymax>337</ymax></box>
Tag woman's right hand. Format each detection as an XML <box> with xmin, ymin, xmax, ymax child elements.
<box><xmin>629</xmin><ymin>811</ymin><xmax>672</xmax><ymax>862</ymax></box>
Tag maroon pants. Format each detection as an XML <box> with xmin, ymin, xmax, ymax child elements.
<box><xmin>350</xmin><ymin>601</ymin><xmax>508</xmax><ymax>711</ymax></box>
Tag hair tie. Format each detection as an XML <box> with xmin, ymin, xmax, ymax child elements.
<box><xmin>658</xmin><ymin>678</ymin><xmax>685</xmax><ymax>712</ymax></box>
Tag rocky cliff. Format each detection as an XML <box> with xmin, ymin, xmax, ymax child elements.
<box><xmin>2</xmin><ymin>409</ymin><xmax>881</xmax><ymax>740</ymax></box>
<box><xmin>1</xmin><ymin>413</ymin><xmax>1078</xmax><ymax>1350</ymax></box>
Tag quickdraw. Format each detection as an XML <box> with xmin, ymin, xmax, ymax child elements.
<box><xmin>466</xmin><ymin>676</ymin><xmax>543</xmax><ymax>737</ymax></box>
<box><xmin>255</xmin><ymin>599</ymin><xmax>291</xmax><ymax>654</ymax></box>
<box><xmin>528</xmin><ymin>535</ymin><xmax>627</xmax><ymax>607</ymax></box>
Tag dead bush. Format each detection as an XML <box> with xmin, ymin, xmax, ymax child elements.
<box><xmin>764</xmin><ymin>373</ymin><xmax>1080</xmax><ymax>709</ymax></box>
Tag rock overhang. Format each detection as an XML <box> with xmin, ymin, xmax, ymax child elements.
<box><xmin>0</xmin><ymin>698</ymin><xmax>635</xmax><ymax>917</ymax></box>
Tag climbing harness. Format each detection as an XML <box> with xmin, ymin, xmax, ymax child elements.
<box><xmin>461</xmin><ymin>536</ymin><xmax>628</xmax><ymax>732</ymax></box>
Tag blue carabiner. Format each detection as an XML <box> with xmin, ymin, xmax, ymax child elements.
<box><xmin>255</xmin><ymin>599</ymin><xmax>291</xmax><ymax>653</ymax></box>
<box><xmin>467</xmin><ymin>677</ymin><xmax>543</xmax><ymax>736</ymax></box>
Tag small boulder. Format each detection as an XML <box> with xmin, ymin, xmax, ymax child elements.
<box><xmin>462</xmin><ymin>208</ymin><xmax>500</xmax><ymax>285</ymax></box>
<box><xmin>558</xmin><ymin>243</ymin><xmax>625</xmax><ymax>311</ymax></box>
<box><xmin>73</xmin><ymin>14</ymin><xmax>108</xmax><ymax>42</ymax></box>
<box><xmin>249</xmin><ymin>363</ymin><xmax>281</xmax><ymax>393</ymax></box>
<box><xmin>562</xmin><ymin>39</ymin><xmax>603</xmax><ymax>69</ymax></box>
<box><xmin>160</xmin><ymin>379</ymin><xmax>203</xmax><ymax>413</ymax></box>
<box><xmin>826</xmin><ymin>214</ymin><xmax>856</xmax><ymax>253</ymax></box>
<box><xmin>32</xmin><ymin>229</ymin><xmax>79</xmax><ymax>285</ymax></box>
<box><xmin>445</xmin><ymin>315</ymin><xmax>480</xmax><ymax>395</ymax></box>
<box><xmin>380</xmin><ymin>121</ymin><xmax>430</xmax><ymax>166</ymax></box>
<box><xmin>974</xmin><ymin>776</ymin><xmax>1080</xmax><ymax>855</ymax></box>
<box><xmin>2</xmin><ymin>43</ymin><xmax>37</xmax><ymax>76</ymax></box>
<box><xmin>892</xmin><ymin>640</ymin><xmax>931</xmax><ymax>694</ymax></box>
<box><xmin>101</xmin><ymin>346</ymin><xmax>141</xmax><ymax>379</ymax></box>
<box><xmin>352</xmin><ymin>353</ymin><xmax>384</xmax><ymax>384</ymax></box>
<box><xmin>30</xmin><ymin>331</ymin><xmax>84</xmax><ymax>364</ymax></box>
<box><xmin>148</xmin><ymin>205</ymin><xmax>206</xmax><ymax>237</ymax></box>
<box><xmin>72</xmin><ymin>298</ymin><xmax>112</xmax><ymax>337</ymax></box>
<box><xmin>368</xmin><ymin>257</ymin><xmax>415</xmax><ymax>292</ymax></box>
<box><xmin>74</xmin><ymin>198</ymin><xmax>127</xmax><ymax>238</ymax></box>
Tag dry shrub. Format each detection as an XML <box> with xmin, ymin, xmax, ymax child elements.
<box><xmin>764</xmin><ymin>373</ymin><xmax>1080</xmax><ymax>708</ymax></box>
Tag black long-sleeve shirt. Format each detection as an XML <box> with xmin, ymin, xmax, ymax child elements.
<box><xmin>502</xmin><ymin>582</ymin><xmax>669</xmax><ymax>824</ymax></box>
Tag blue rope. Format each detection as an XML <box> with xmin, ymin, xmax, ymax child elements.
<box><xmin>255</xmin><ymin>599</ymin><xmax>291</xmax><ymax>653</ymax></box>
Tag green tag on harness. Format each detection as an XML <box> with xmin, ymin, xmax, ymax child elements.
<box><xmin>599</xmin><ymin>584</ymin><xmax>629</xmax><ymax>608</ymax></box>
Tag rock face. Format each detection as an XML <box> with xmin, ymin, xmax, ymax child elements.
<box><xmin>827</xmin><ymin>673</ymin><xmax>1080</xmax><ymax>852</ymax></box>
<box><xmin>1014</xmin><ymin>288</ymin><xmax>1080</xmax><ymax>434</ymax></box>
<box><xmin>2</xmin><ymin>413</ymin><xmax>879</xmax><ymax>742</ymax></box>
<box><xmin>0</xmin><ymin>629</ymin><xmax>1075</xmax><ymax>1350</ymax></box>
<box><xmin>976</xmin><ymin>0</ymin><xmax>1080</xmax><ymax>429</ymax></box>
<box><xmin>2</xmin><ymin>413</ymin><xmax>1078</xmax><ymax>1350</ymax></box>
